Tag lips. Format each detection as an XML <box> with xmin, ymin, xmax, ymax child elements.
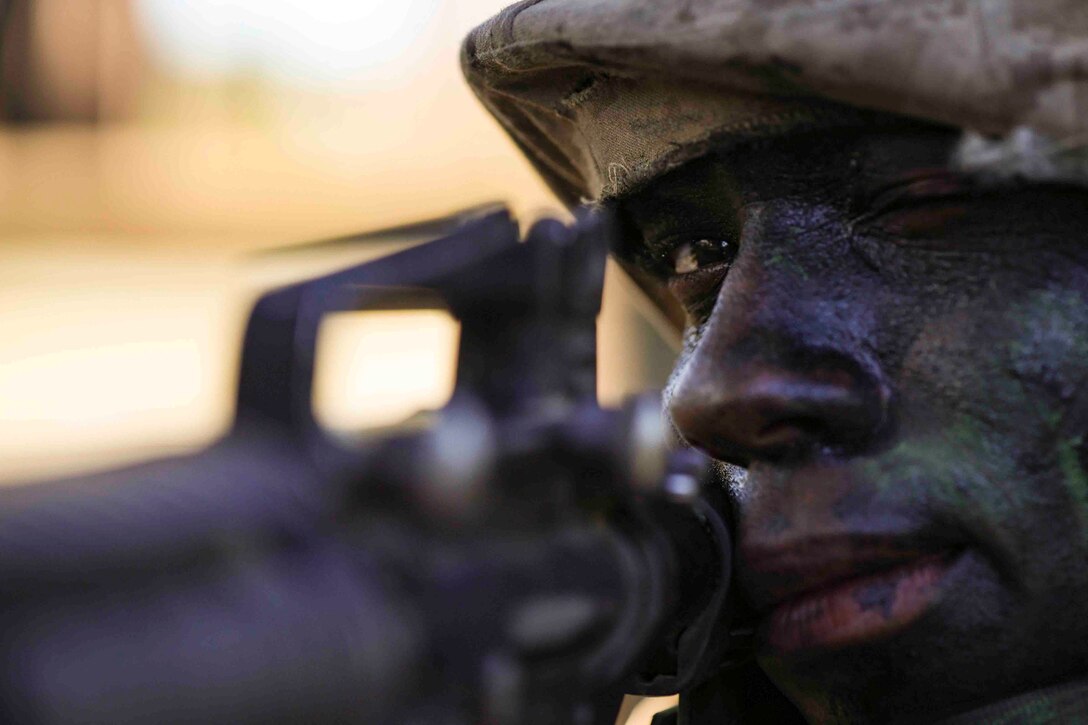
<box><xmin>740</xmin><ymin>535</ymin><xmax>963</xmax><ymax>655</ymax></box>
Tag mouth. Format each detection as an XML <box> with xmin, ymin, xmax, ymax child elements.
<box><xmin>743</xmin><ymin>538</ymin><xmax>964</xmax><ymax>655</ymax></box>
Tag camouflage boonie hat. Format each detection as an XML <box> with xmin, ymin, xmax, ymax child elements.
<box><xmin>462</xmin><ymin>0</ymin><xmax>1088</xmax><ymax>205</ymax></box>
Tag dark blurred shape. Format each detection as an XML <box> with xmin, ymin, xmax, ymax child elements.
<box><xmin>260</xmin><ymin>201</ymin><xmax>510</xmax><ymax>257</ymax></box>
<box><xmin>1</xmin><ymin>0</ymin><xmax>143</xmax><ymax>123</ymax></box>
<box><xmin>0</xmin><ymin>207</ymin><xmax>747</xmax><ymax>724</ymax></box>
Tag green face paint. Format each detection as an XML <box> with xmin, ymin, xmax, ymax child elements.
<box><xmin>620</xmin><ymin>123</ymin><xmax>1088</xmax><ymax>722</ymax></box>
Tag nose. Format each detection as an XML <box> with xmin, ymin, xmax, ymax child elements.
<box><xmin>663</xmin><ymin>197</ymin><xmax>891</xmax><ymax>466</ymax></box>
<box><xmin>669</xmin><ymin>347</ymin><xmax>888</xmax><ymax>465</ymax></box>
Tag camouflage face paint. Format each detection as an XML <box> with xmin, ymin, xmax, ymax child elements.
<box><xmin>618</xmin><ymin>124</ymin><xmax>1088</xmax><ymax>722</ymax></box>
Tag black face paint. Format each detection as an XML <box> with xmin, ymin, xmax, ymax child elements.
<box><xmin>619</xmin><ymin>124</ymin><xmax>1088</xmax><ymax>723</ymax></box>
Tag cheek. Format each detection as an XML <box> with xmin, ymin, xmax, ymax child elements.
<box><xmin>898</xmin><ymin>288</ymin><xmax>1088</xmax><ymax>442</ymax></box>
<box><xmin>895</xmin><ymin>287</ymin><xmax>1088</xmax><ymax>567</ymax></box>
<box><xmin>1007</xmin><ymin>290</ymin><xmax>1088</xmax><ymax>538</ymax></box>
<box><xmin>1006</xmin><ymin>290</ymin><xmax>1088</xmax><ymax>407</ymax></box>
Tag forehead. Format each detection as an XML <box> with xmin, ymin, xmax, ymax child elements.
<box><xmin>622</xmin><ymin>123</ymin><xmax>963</xmax><ymax>213</ymax></box>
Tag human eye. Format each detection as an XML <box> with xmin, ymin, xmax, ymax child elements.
<box><xmin>659</xmin><ymin>236</ymin><xmax>738</xmax><ymax>320</ymax></box>
<box><xmin>670</xmin><ymin>238</ymin><xmax>738</xmax><ymax>275</ymax></box>
<box><xmin>853</xmin><ymin>170</ymin><xmax>977</xmax><ymax>241</ymax></box>
<box><xmin>612</xmin><ymin>183</ymin><xmax>742</xmax><ymax>322</ymax></box>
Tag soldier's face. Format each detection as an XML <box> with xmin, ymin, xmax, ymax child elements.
<box><xmin>620</xmin><ymin>126</ymin><xmax>1088</xmax><ymax>722</ymax></box>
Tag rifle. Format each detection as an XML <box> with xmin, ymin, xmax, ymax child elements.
<box><xmin>0</xmin><ymin>206</ymin><xmax>770</xmax><ymax>724</ymax></box>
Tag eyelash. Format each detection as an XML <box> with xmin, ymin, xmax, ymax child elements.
<box><xmin>852</xmin><ymin>172</ymin><xmax>976</xmax><ymax>237</ymax></box>
<box><xmin>639</xmin><ymin>236</ymin><xmax>738</xmax><ymax>322</ymax></box>
<box><xmin>670</xmin><ymin>238</ymin><xmax>738</xmax><ymax>275</ymax></box>
<box><xmin>637</xmin><ymin>234</ymin><xmax>738</xmax><ymax>279</ymax></box>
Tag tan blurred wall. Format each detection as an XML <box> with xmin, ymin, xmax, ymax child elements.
<box><xmin>0</xmin><ymin>1</ymin><xmax>673</xmax><ymax>483</ymax></box>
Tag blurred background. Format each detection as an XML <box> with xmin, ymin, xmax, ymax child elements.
<box><xmin>0</xmin><ymin>3</ymin><xmax>677</xmax><ymax>720</ymax></box>
<box><xmin>0</xmin><ymin>0</ymin><xmax>675</xmax><ymax>480</ymax></box>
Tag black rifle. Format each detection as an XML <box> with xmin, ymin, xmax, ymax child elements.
<box><xmin>0</xmin><ymin>206</ymin><xmax>785</xmax><ymax>724</ymax></box>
